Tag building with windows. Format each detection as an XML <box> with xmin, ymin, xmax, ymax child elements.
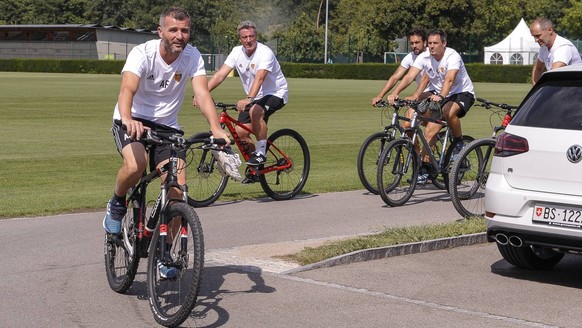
<box><xmin>0</xmin><ymin>24</ymin><xmax>158</xmax><ymax>60</ymax></box>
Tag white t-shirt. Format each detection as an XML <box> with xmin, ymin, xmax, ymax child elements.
<box><xmin>412</xmin><ymin>47</ymin><xmax>474</xmax><ymax>96</ymax></box>
<box><xmin>113</xmin><ymin>39</ymin><xmax>206</xmax><ymax>129</ymax></box>
<box><xmin>538</xmin><ymin>35</ymin><xmax>582</xmax><ymax>70</ymax></box>
<box><xmin>401</xmin><ymin>49</ymin><xmax>428</xmax><ymax>89</ymax></box>
<box><xmin>224</xmin><ymin>42</ymin><xmax>288</xmax><ymax>103</ymax></box>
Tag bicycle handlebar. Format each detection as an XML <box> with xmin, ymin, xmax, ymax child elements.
<box><xmin>215</xmin><ymin>102</ymin><xmax>237</xmax><ymax>110</ymax></box>
<box><xmin>374</xmin><ymin>99</ymin><xmax>419</xmax><ymax>108</ymax></box>
<box><xmin>476</xmin><ymin>97</ymin><xmax>518</xmax><ymax>110</ymax></box>
<box><xmin>141</xmin><ymin>130</ymin><xmax>227</xmax><ymax>148</ymax></box>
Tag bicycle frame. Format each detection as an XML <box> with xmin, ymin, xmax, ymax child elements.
<box><xmin>125</xmin><ymin>139</ymin><xmax>193</xmax><ymax>264</ymax></box>
<box><xmin>404</xmin><ymin>109</ymin><xmax>450</xmax><ymax>174</ymax></box>
<box><xmin>218</xmin><ymin>107</ymin><xmax>293</xmax><ymax>175</ymax></box>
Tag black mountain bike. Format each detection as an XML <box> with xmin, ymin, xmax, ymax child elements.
<box><xmin>104</xmin><ymin>129</ymin><xmax>225</xmax><ymax>327</ymax></box>
<box><xmin>357</xmin><ymin>100</ymin><xmax>411</xmax><ymax>194</ymax></box>
<box><xmin>448</xmin><ymin>97</ymin><xmax>518</xmax><ymax>219</ymax></box>
<box><xmin>376</xmin><ymin>99</ymin><xmax>473</xmax><ymax>206</ymax></box>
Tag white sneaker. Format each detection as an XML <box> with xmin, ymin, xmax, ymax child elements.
<box><xmin>212</xmin><ymin>149</ymin><xmax>243</xmax><ymax>181</ymax></box>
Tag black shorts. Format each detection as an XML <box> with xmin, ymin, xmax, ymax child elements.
<box><xmin>111</xmin><ymin>118</ymin><xmax>186</xmax><ymax>172</ymax></box>
<box><xmin>442</xmin><ymin>92</ymin><xmax>475</xmax><ymax>118</ymax></box>
<box><xmin>238</xmin><ymin>95</ymin><xmax>285</xmax><ymax>124</ymax></box>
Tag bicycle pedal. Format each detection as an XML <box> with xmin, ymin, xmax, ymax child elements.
<box><xmin>241</xmin><ymin>176</ymin><xmax>260</xmax><ymax>184</ymax></box>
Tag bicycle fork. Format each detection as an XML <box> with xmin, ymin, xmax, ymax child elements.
<box><xmin>156</xmin><ymin>184</ymin><xmax>189</xmax><ymax>270</ymax></box>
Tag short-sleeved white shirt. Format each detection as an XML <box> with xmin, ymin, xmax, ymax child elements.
<box><xmin>401</xmin><ymin>49</ymin><xmax>428</xmax><ymax>89</ymax></box>
<box><xmin>538</xmin><ymin>35</ymin><xmax>582</xmax><ymax>70</ymax></box>
<box><xmin>224</xmin><ymin>42</ymin><xmax>288</xmax><ymax>103</ymax></box>
<box><xmin>412</xmin><ymin>47</ymin><xmax>474</xmax><ymax>96</ymax></box>
<box><xmin>113</xmin><ymin>39</ymin><xmax>206</xmax><ymax>129</ymax></box>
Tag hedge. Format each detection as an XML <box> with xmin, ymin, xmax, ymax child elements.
<box><xmin>0</xmin><ymin>58</ymin><xmax>532</xmax><ymax>83</ymax></box>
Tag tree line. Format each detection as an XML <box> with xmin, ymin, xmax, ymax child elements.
<box><xmin>1</xmin><ymin>0</ymin><xmax>580</xmax><ymax>62</ymax></box>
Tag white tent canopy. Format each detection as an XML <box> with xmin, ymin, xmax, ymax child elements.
<box><xmin>484</xmin><ymin>18</ymin><xmax>539</xmax><ymax>65</ymax></box>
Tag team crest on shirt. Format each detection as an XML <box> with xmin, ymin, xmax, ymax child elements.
<box><xmin>439</xmin><ymin>66</ymin><xmax>445</xmax><ymax>74</ymax></box>
<box><xmin>250</xmin><ymin>63</ymin><xmax>255</xmax><ymax>70</ymax></box>
<box><xmin>174</xmin><ymin>71</ymin><xmax>182</xmax><ymax>82</ymax></box>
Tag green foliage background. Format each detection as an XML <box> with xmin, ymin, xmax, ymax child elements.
<box><xmin>1</xmin><ymin>0</ymin><xmax>580</xmax><ymax>61</ymax></box>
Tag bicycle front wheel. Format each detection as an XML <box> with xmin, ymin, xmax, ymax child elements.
<box><xmin>260</xmin><ymin>128</ymin><xmax>310</xmax><ymax>200</ymax></box>
<box><xmin>377</xmin><ymin>139</ymin><xmax>418</xmax><ymax>206</ymax></box>
<box><xmin>147</xmin><ymin>203</ymin><xmax>204</xmax><ymax>327</ymax></box>
<box><xmin>104</xmin><ymin>200</ymin><xmax>140</xmax><ymax>294</ymax></box>
<box><xmin>449</xmin><ymin>138</ymin><xmax>495</xmax><ymax>219</ymax></box>
<box><xmin>438</xmin><ymin>135</ymin><xmax>474</xmax><ymax>192</ymax></box>
<box><xmin>185</xmin><ymin>142</ymin><xmax>229</xmax><ymax>207</ymax></box>
<box><xmin>357</xmin><ymin>130</ymin><xmax>398</xmax><ymax>194</ymax></box>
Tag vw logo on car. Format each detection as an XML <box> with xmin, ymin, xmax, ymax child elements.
<box><xmin>567</xmin><ymin>144</ymin><xmax>582</xmax><ymax>163</ymax></box>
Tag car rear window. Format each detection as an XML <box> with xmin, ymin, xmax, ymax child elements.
<box><xmin>511</xmin><ymin>80</ymin><xmax>582</xmax><ymax>130</ymax></box>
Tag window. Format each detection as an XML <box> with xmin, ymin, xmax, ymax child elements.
<box><xmin>512</xmin><ymin>80</ymin><xmax>582</xmax><ymax>130</ymax></box>
<box><xmin>510</xmin><ymin>53</ymin><xmax>523</xmax><ymax>65</ymax></box>
<box><xmin>490</xmin><ymin>52</ymin><xmax>503</xmax><ymax>65</ymax></box>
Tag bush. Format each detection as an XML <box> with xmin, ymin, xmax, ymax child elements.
<box><xmin>0</xmin><ymin>59</ymin><xmax>531</xmax><ymax>83</ymax></box>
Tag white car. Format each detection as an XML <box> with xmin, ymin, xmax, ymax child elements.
<box><xmin>485</xmin><ymin>64</ymin><xmax>582</xmax><ymax>269</ymax></box>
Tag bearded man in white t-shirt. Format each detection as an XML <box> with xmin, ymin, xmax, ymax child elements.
<box><xmin>104</xmin><ymin>7</ymin><xmax>229</xmax><ymax>246</ymax></box>
<box><xmin>371</xmin><ymin>27</ymin><xmax>429</xmax><ymax>106</ymax></box>
<box><xmin>530</xmin><ymin>17</ymin><xmax>582</xmax><ymax>85</ymax></box>
<box><xmin>207</xmin><ymin>20</ymin><xmax>289</xmax><ymax>172</ymax></box>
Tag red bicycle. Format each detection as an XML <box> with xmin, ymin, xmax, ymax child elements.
<box><xmin>185</xmin><ymin>102</ymin><xmax>310</xmax><ymax>207</ymax></box>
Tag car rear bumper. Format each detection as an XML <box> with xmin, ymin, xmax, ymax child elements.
<box><xmin>485</xmin><ymin>171</ymin><xmax>582</xmax><ymax>252</ymax></box>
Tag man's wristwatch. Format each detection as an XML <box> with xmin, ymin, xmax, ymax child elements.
<box><xmin>247</xmin><ymin>96</ymin><xmax>254</xmax><ymax>102</ymax></box>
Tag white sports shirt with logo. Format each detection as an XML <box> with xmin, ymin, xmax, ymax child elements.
<box><xmin>401</xmin><ymin>49</ymin><xmax>429</xmax><ymax>91</ymax></box>
<box><xmin>538</xmin><ymin>34</ymin><xmax>582</xmax><ymax>70</ymax></box>
<box><xmin>224</xmin><ymin>42</ymin><xmax>288</xmax><ymax>103</ymax></box>
<box><xmin>412</xmin><ymin>47</ymin><xmax>474</xmax><ymax>96</ymax></box>
<box><xmin>113</xmin><ymin>39</ymin><xmax>206</xmax><ymax>130</ymax></box>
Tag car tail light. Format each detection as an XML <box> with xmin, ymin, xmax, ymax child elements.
<box><xmin>494</xmin><ymin>132</ymin><xmax>528</xmax><ymax>157</ymax></box>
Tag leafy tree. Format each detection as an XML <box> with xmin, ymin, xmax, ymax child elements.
<box><xmin>0</xmin><ymin>0</ymin><xmax>26</xmax><ymax>24</ymax></box>
<box><xmin>273</xmin><ymin>12</ymin><xmax>325</xmax><ymax>62</ymax></box>
<box><xmin>84</xmin><ymin>0</ymin><xmax>133</xmax><ymax>27</ymax></box>
<box><xmin>560</xmin><ymin>1</ymin><xmax>582</xmax><ymax>39</ymax></box>
<box><xmin>2</xmin><ymin>0</ymin><xmax>582</xmax><ymax>62</ymax></box>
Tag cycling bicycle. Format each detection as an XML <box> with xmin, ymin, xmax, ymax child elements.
<box><xmin>357</xmin><ymin>100</ymin><xmax>411</xmax><ymax>194</ymax></box>
<box><xmin>376</xmin><ymin>99</ymin><xmax>473</xmax><ymax>206</ymax></box>
<box><xmin>186</xmin><ymin>102</ymin><xmax>310</xmax><ymax>207</ymax></box>
<box><xmin>448</xmin><ymin>97</ymin><xmax>518</xmax><ymax>219</ymax></box>
<box><xmin>104</xmin><ymin>130</ymin><xmax>225</xmax><ymax>327</ymax></box>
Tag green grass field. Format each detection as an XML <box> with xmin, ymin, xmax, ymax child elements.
<box><xmin>0</xmin><ymin>72</ymin><xmax>532</xmax><ymax>218</ymax></box>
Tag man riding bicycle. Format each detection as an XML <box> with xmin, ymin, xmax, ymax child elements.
<box><xmin>103</xmin><ymin>7</ymin><xmax>229</xmax><ymax>276</ymax></box>
<box><xmin>387</xmin><ymin>29</ymin><xmax>475</xmax><ymax>183</ymax></box>
<box><xmin>204</xmin><ymin>20</ymin><xmax>288</xmax><ymax>175</ymax></box>
<box><xmin>371</xmin><ymin>27</ymin><xmax>429</xmax><ymax>107</ymax></box>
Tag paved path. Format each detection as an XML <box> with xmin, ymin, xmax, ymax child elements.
<box><xmin>195</xmin><ymin>188</ymin><xmax>463</xmax><ymax>273</ymax></box>
<box><xmin>2</xmin><ymin>190</ymin><xmax>578</xmax><ymax>327</ymax></box>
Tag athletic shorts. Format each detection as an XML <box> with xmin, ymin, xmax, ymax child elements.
<box><xmin>111</xmin><ymin>118</ymin><xmax>186</xmax><ymax>172</ymax></box>
<box><xmin>238</xmin><ymin>95</ymin><xmax>285</xmax><ymax>124</ymax></box>
<box><xmin>442</xmin><ymin>92</ymin><xmax>475</xmax><ymax>118</ymax></box>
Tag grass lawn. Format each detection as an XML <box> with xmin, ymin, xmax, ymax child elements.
<box><xmin>0</xmin><ymin>72</ymin><xmax>532</xmax><ymax>218</ymax></box>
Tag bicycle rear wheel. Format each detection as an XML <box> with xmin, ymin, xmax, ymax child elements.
<box><xmin>357</xmin><ymin>129</ymin><xmax>398</xmax><ymax>194</ymax></box>
<box><xmin>104</xmin><ymin>199</ymin><xmax>140</xmax><ymax>294</ymax></box>
<box><xmin>185</xmin><ymin>138</ymin><xmax>229</xmax><ymax>207</ymax></box>
<box><xmin>147</xmin><ymin>202</ymin><xmax>204</xmax><ymax>328</ymax></box>
<box><xmin>449</xmin><ymin>138</ymin><xmax>494</xmax><ymax>218</ymax></box>
<box><xmin>377</xmin><ymin>139</ymin><xmax>418</xmax><ymax>206</ymax></box>
<box><xmin>260</xmin><ymin>128</ymin><xmax>310</xmax><ymax>200</ymax></box>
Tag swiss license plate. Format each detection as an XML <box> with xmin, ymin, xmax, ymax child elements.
<box><xmin>533</xmin><ymin>204</ymin><xmax>582</xmax><ymax>229</ymax></box>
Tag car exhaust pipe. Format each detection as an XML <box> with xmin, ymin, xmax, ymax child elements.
<box><xmin>509</xmin><ymin>235</ymin><xmax>523</xmax><ymax>247</ymax></box>
<box><xmin>494</xmin><ymin>233</ymin><xmax>508</xmax><ymax>245</ymax></box>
